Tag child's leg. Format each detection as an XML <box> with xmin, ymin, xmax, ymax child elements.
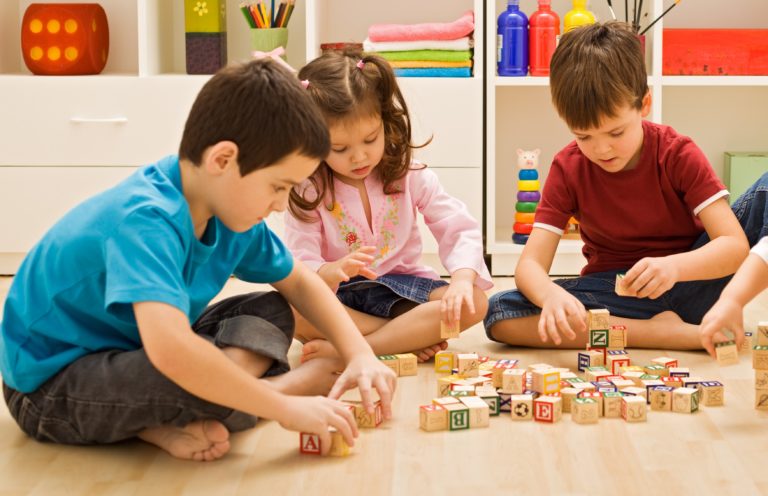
<box><xmin>301</xmin><ymin>284</ymin><xmax>488</xmax><ymax>362</ymax></box>
<box><xmin>485</xmin><ymin>273</ymin><xmax>701</xmax><ymax>349</ymax></box>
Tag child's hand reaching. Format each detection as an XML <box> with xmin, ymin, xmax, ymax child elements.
<box><xmin>441</xmin><ymin>276</ymin><xmax>476</xmax><ymax>326</ymax></box>
<box><xmin>621</xmin><ymin>257</ymin><xmax>679</xmax><ymax>299</ymax></box>
<box><xmin>328</xmin><ymin>354</ymin><xmax>397</xmax><ymax>420</ymax></box>
<box><xmin>538</xmin><ymin>286</ymin><xmax>587</xmax><ymax>345</ymax></box>
<box><xmin>317</xmin><ymin>246</ymin><xmax>378</xmax><ymax>288</ymax></box>
<box><xmin>699</xmin><ymin>298</ymin><xmax>746</xmax><ymax>359</ymax></box>
<box><xmin>277</xmin><ymin>395</ymin><xmax>359</xmax><ymax>455</ymax></box>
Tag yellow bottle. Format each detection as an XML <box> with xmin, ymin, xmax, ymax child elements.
<box><xmin>564</xmin><ymin>0</ymin><xmax>597</xmax><ymax>33</ymax></box>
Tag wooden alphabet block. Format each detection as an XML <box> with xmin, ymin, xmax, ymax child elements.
<box><xmin>533</xmin><ymin>396</ymin><xmax>562</xmax><ymax>423</ymax></box>
<box><xmin>756</xmin><ymin>370</ymin><xmax>768</xmax><ymax>389</ymax></box>
<box><xmin>377</xmin><ymin>355</ymin><xmax>399</xmax><ymax>376</ymax></box>
<box><xmin>758</xmin><ymin>321</ymin><xmax>768</xmax><ymax>346</ymax></box>
<box><xmin>672</xmin><ymin>387</ymin><xmax>700</xmax><ymax>413</ymax></box>
<box><xmin>587</xmin><ymin>308</ymin><xmax>610</xmax><ymax>331</ymax></box>
<box><xmin>642</xmin><ymin>379</ymin><xmax>665</xmax><ymax>400</ymax></box>
<box><xmin>608</xmin><ymin>325</ymin><xmax>627</xmax><ymax>349</ymax></box>
<box><xmin>437</xmin><ymin>376</ymin><xmax>459</xmax><ymax>396</ymax></box>
<box><xmin>579</xmin><ymin>391</ymin><xmax>604</xmax><ymax>417</ymax></box>
<box><xmin>348</xmin><ymin>400</ymin><xmax>383</xmax><ymax>428</ymax></box>
<box><xmin>560</xmin><ymin>387</ymin><xmax>580</xmax><ymax>413</ymax></box>
<box><xmin>531</xmin><ymin>369</ymin><xmax>561</xmax><ymax>394</ymax></box>
<box><xmin>644</xmin><ymin>364</ymin><xmax>669</xmax><ymax>377</ymax></box>
<box><xmin>661</xmin><ymin>376</ymin><xmax>683</xmax><ymax>388</ymax></box>
<box><xmin>499</xmin><ymin>392</ymin><xmax>512</xmax><ymax>413</ymax></box>
<box><xmin>492</xmin><ymin>359</ymin><xmax>519</xmax><ymax>388</ymax></box>
<box><xmin>621</xmin><ymin>371</ymin><xmax>646</xmax><ymax>385</ymax></box>
<box><xmin>433</xmin><ymin>396</ymin><xmax>461</xmax><ymax>407</ymax></box>
<box><xmin>620</xmin><ymin>386</ymin><xmax>648</xmax><ymax>400</ymax></box>
<box><xmin>395</xmin><ymin>353</ymin><xmax>418</xmax><ymax>376</ymax></box>
<box><xmin>753</xmin><ymin>346</ymin><xmax>768</xmax><ymax>370</ymax></box>
<box><xmin>328</xmin><ymin>428</ymin><xmax>352</xmax><ymax>456</ymax></box>
<box><xmin>698</xmin><ymin>381</ymin><xmax>724</xmax><ymax>406</ymax></box>
<box><xmin>621</xmin><ymin>395</ymin><xmax>647</xmax><ymax>422</ymax></box>
<box><xmin>459</xmin><ymin>396</ymin><xmax>491</xmax><ymax>428</ymax></box>
<box><xmin>449</xmin><ymin>385</ymin><xmax>475</xmax><ymax>397</ymax></box>
<box><xmin>585</xmin><ymin>366</ymin><xmax>610</xmax><ymax>382</ymax></box>
<box><xmin>602</xmin><ymin>392</ymin><xmax>624</xmax><ymax>418</ymax></box>
<box><xmin>501</xmin><ymin>368</ymin><xmax>526</xmax><ymax>394</ymax></box>
<box><xmin>578</xmin><ymin>350</ymin><xmax>605</xmax><ymax>371</ymax></box>
<box><xmin>610</xmin><ymin>378</ymin><xmax>636</xmax><ymax>389</ymax></box>
<box><xmin>615</xmin><ymin>273</ymin><xmax>632</xmax><ymax>296</ymax></box>
<box><xmin>477</xmin><ymin>389</ymin><xmax>500</xmax><ymax>416</ymax></box>
<box><xmin>606</xmin><ymin>350</ymin><xmax>630</xmax><ymax>375</ymax></box>
<box><xmin>572</xmin><ymin>397</ymin><xmax>599</xmax><ymax>424</ymax></box>
<box><xmin>510</xmin><ymin>394</ymin><xmax>533</xmax><ymax>420</ymax></box>
<box><xmin>419</xmin><ymin>404</ymin><xmax>448</xmax><ymax>432</ymax></box>
<box><xmin>755</xmin><ymin>389</ymin><xmax>768</xmax><ymax>410</ymax></box>
<box><xmin>682</xmin><ymin>377</ymin><xmax>703</xmax><ymax>390</ymax></box>
<box><xmin>445</xmin><ymin>403</ymin><xmax>470</xmax><ymax>430</ymax></box>
<box><xmin>715</xmin><ymin>341</ymin><xmax>740</xmax><ymax>367</ymax></box>
<box><xmin>668</xmin><ymin>367</ymin><xmax>690</xmax><ymax>378</ymax></box>
<box><xmin>456</xmin><ymin>353</ymin><xmax>480</xmax><ymax>378</ymax></box>
<box><xmin>651</xmin><ymin>357</ymin><xmax>679</xmax><ymax>369</ymax></box>
<box><xmin>434</xmin><ymin>351</ymin><xmax>455</xmax><ymax>374</ymax></box>
<box><xmin>300</xmin><ymin>432</ymin><xmax>322</xmax><ymax>454</ymax></box>
<box><xmin>440</xmin><ymin>320</ymin><xmax>461</xmax><ymax>339</ymax></box>
<box><xmin>589</xmin><ymin>329</ymin><xmax>609</xmax><ymax>348</ymax></box>
<box><xmin>649</xmin><ymin>385</ymin><xmax>674</xmax><ymax>411</ymax></box>
<box><xmin>591</xmin><ymin>381</ymin><xmax>618</xmax><ymax>393</ymax></box>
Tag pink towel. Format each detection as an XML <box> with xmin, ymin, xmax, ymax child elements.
<box><xmin>368</xmin><ymin>10</ymin><xmax>474</xmax><ymax>42</ymax></box>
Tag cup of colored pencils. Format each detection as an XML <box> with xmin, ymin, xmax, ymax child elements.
<box><xmin>240</xmin><ymin>1</ymin><xmax>296</xmax><ymax>56</ymax></box>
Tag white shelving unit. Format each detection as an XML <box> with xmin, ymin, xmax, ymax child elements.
<box><xmin>486</xmin><ymin>0</ymin><xmax>768</xmax><ymax>276</ymax></box>
<box><xmin>0</xmin><ymin>0</ymin><xmax>484</xmax><ymax>274</ymax></box>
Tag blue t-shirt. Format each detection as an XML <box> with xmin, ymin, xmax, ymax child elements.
<box><xmin>0</xmin><ymin>155</ymin><xmax>293</xmax><ymax>393</ymax></box>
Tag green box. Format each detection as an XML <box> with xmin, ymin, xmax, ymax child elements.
<box><xmin>724</xmin><ymin>152</ymin><xmax>768</xmax><ymax>203</ymax></box>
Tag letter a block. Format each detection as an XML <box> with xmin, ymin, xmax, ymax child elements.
<box><xmin>300</xmin><ymin>432</ymin><xmax>321</xmax><ymax>455</ymax></box>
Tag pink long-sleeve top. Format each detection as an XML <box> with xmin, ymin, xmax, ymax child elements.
<box><xmin>283</xmin><ymin>166</ymin><xmax>493</xmax><ymax>290</ymax></box>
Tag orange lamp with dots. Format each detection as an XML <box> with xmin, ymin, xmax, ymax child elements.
<box><xmin>21</xmin><ymin>3</ymin><xmax>109</xmax><ymax>75</ymax></box>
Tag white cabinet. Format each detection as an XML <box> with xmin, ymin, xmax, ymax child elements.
<box><xmin>486</xmin><ymin>0</ymin><xmax>768</xmax><ymax>275</ymax></box>
<box><xmin>0</xmin><ymin>0</ymin><xmax>485</xmax><ymax>274</ymax></box>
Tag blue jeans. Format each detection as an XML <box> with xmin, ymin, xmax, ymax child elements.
<box><xmin>484</xmin><ymin>173</ymin><xmax>768</xmax><ymax>342</ymax></box>
<box><xmin>2</xmin><ymin>291</ymin><xmax>294</xmax><ymax>445</ymax></box>
<box><xmin>337</xmin><ymin>274</ymin><xmax>448</xmax><ymax>318</ymax></box>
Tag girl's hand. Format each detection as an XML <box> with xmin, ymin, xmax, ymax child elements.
<box><xmin>441</xmin><ymin>279</ymin><xmax>475</xmax><ymax>325</ymax></box>
<box><xmin>327</xmin><ymin>355</ymin><xmax>397</xmax><ymax>420</ymax></box>
<box><xmin>318</xmin><ymin>246</ymin><xmax>378</xmax><ymax>288</ymax></box>
<box><xmin>538</xmin><ymin>287</ymin><xmax>587</xmax><ymax>345</ymax></box>
<box><xmin>699</xmin><ymin>298</ymin><xmax>746</xmax><ymax>358</ymax></box>
<box><xmin>622</xmin><ymin>257</ymin><xmax>679</xmax><ymax>299</ymax></box>
<box><xmin>277</xmin><ymin>395</ymin><xmax>359</xmax><ymax>455</ymax></box>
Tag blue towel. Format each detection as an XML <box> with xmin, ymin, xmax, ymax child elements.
<box><xmin>393</xmin><ymin>67</ymin><xmax>472</xmax><ymax>77</ymax></box>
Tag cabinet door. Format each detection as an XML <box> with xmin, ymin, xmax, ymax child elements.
<box><xmin>0</xmin><ymin>77</ymin><xmax>205</xmax><ymax>166</ymax></box>
<box><xmin>0</xmin><ymin>166</ymin><xmax>136</xmax><ymax>253</ymax></box>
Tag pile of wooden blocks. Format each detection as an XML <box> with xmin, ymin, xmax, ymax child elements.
<box><xmin>754</xmin><ymin>322</ymin><xmax>768</xmax><ymax>410</ymax></box>
<box><xmin>300</xmin><ymin>354</ymin><xmax>417</xmax><ymax>456</ymax></box>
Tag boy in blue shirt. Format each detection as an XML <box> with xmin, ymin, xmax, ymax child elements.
<box><xmin>0</xmin><ymin>59</ymin><xmax>396</xmax><ymax>460</ymax></box>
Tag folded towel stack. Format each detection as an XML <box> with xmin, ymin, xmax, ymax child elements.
<box><xmin>364</xmin><ymin>10</ymin><xmax>475</xmax><ymax>78</ymax></box>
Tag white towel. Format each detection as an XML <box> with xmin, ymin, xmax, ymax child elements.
<box><xmin>363</xmin><ymin>37</ymin><xmax>473</xmax><ymax>53</ymax></box>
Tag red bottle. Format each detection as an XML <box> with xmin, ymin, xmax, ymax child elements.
<box><xmin>529</xmin><ymin>0</ymin><xmax>560</xmax><ymax>77</ymax></box>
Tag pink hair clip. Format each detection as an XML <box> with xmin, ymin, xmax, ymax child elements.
<box><xmin>300</xmin><ymin>79</ymin><xmax>310</xmax><ymax>89</ymax></box>
<box><xmin>356</xmin><ymin>59</ymin><xmax>365</xmax><ymax>70</ymax></box>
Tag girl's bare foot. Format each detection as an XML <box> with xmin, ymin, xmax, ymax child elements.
<box><xmin>138</xmin><ymin>419</ymin><xmax>230</xmax><ymax>462</ymax></box>
<box><xmin>414</xmin><ymin>341</ymin><xmax>448</xmax><ymax>362</ymax></box>
<box><xmin>300</xmin><ymin>339</ymin><xmax>340</xmax><ymax>363</ymax></box>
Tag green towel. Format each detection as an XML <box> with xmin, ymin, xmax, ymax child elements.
<box><xmin>373</xmin><ymin>49</ymin><xmax>472</xmax><ymax>62</ymax></box>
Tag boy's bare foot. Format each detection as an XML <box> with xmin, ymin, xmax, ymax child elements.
<box><xmin>625</xmin><ymin>311</ymin><xmax>702</xmax><ymax>349</ymax></box>
<box><xmin>414</xmin><ymin>341</ymin><xmax>448</xmax><ymax>362</ymax></box>
<box><xmin>267</xmin><ymin>356</ymin><xmax>344</xmax><ymax>396</ymax></box>
<box><xmin>300</xmin><ymin>339</ymin><xmax>340</xmax><ymax>363</ymax></box>
<box><xmin>138</xmin><ymin>419</ymin><xmax>230</xmax><ymax>462</ymax></box>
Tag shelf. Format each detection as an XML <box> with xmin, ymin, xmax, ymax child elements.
<box><xmin>495</xmin><ymin>75</ymin><xmax>657</xmax><ymax>87</ymax></box>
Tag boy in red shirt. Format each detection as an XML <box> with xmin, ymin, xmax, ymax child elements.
<box><xmin>485</xmin><ymin>22</ymin><xmax>768</xmax><ymax>349</ymax></box>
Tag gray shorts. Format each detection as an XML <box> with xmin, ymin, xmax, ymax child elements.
<box><xmin>2</xmin><ymin>290</ymin><xmax>294</xmax><ymax>445</ymax></box>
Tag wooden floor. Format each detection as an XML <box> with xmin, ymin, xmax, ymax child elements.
<box><xmin>2</xmin><ymin>276</ymin><xmax>768</xmax><ymax>495</ymax></box>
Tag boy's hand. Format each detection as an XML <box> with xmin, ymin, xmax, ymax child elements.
<box><xmin>277</xmin><ymin>395</ymin><xmax>359</xmax><ymax>455</ymax></box>
<box><xmin>441</xmin><ymin>279</ymin><xmax>475</xmax><ymax>325</ymax></box>
<box><xmin>327</xmin><ymin>355</ymin><xmax>397</xmax><ymax>420</ymax></box>
<box><xmin>699</xmin><ymin>298</ymin><xmax>746</xmax><ymax>358</ymax></box>
<box><xmin>317</xmin><ymin>246</ymin><xmax>378</xmax><ymax>288</ymax></box>
<box><xmin>623</xmin><ymin>257</ymin><xmax>679</xmax><ymax>299</ymax></box>
<box><xmin>538</xmin><ymin>286</ymin><xmax>587</xmax><ymax>345</ymax></box>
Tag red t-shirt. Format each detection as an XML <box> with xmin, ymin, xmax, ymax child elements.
<box><xmin>535</xmin><ymin>120</ymin><xmax>728</xmax><ymax>275</ymax></box>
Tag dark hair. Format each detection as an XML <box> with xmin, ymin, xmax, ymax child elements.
<box><xmin>179</xmin><ymin>58</ymin><xmax>330</xmax><ymax>175</ymax></box>
<box><xmin>289</xmin><ymin>50</ymin><xmax>428</xmax><ymax>222</ymax></box>
<box><xmin>550</xmin><ymin>21</ymin><xmax>648</xmax><ymax>130</ymax></box>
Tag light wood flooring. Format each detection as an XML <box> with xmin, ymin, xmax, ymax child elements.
<box><xmin>1</xmin><ymin>276</ymin><xmax>768</xmax><ymax>495</ymax></box>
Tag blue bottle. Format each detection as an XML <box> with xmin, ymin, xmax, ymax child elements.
<box><xmin>497</xmin><ymin>0</ymin><xmax>529</xmax><ymax>76</ymax></box>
